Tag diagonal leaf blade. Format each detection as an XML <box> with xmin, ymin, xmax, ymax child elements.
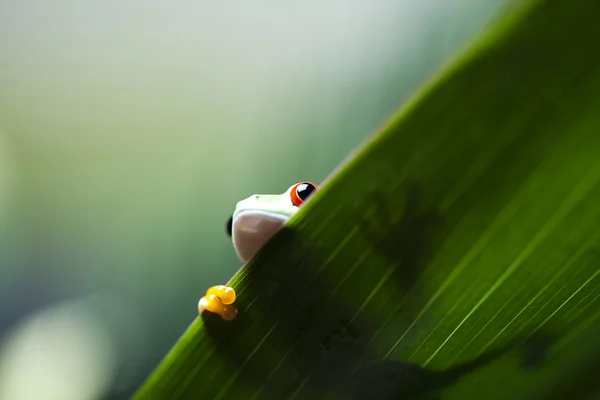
<box><xmin>135</xmin><ymin>0</ymin><xmax>600</xmax><ymax>398</ymax></box>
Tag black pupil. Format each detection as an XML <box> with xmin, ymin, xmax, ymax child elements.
<box><xmin>226</xmin><ymin>216</ymin><xmax>233</xmax><ymax>237</ymax></box>
<box><xmin>296</xmin><ymin>183</ymin><xmax>316</xmax><ymax>201</ymax></box>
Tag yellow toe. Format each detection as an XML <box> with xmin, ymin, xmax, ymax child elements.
<box><xmin>207</xmin><ymin>285</ymin><xmax>236</xmax><ymax>305</ymax></box>
<box><xmin>198</xmin><ymin>292</ymin><xmax>238</xmax><ymax>321</ymax></box>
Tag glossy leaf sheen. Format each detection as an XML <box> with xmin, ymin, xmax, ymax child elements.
<box><xmin>135</xmin><ymin>0</ymin><xmax>600</xmax><ymax>398</ymax></box>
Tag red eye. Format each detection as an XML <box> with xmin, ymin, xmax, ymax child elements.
<box><xmin>290</xmin><ymin>182</ymin><xmax>320</xmax><ymax>206</ymax></box>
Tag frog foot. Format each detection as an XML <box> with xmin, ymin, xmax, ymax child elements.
<box><xmin>198</xmin><ymin>285</ymin><xmax>238</xmax><ymax>321</ymax></box>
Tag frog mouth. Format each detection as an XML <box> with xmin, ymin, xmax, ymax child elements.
<box><xmin>231</xmin><ymin>210</ymin><xmax>291</xmax><ymax>262</ymax></box>
<box><xmin>233</xmin><ymin>209</ymin><xmax>290</xmax><ymax>232</ymax></box>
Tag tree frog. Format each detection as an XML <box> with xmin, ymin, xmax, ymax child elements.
<box><xmin>198</xmin><ymin>181</ymin><xmax>320</xmax><ymax>321</ymax></box>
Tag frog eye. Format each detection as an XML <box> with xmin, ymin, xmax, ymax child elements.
<box><xmin>226</xmin><ymin>215</ymin><xmax>233</xmax><ymax>238</ymax></box>
<box><xmin>290</xmin><ymin>182</ymin><xmax>320</xmax><ymax>206</ymax></box>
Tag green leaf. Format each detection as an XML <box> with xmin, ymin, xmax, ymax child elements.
<box><xmin>134</xmin><ymin>0</ymin><xmax>600</xmax><ymax>398</ymax></box>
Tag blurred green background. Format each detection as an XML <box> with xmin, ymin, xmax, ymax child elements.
<box><xmin>0</xmin><ymin>1</ymin><xmax>511</xmax><ymax>398</ymax></box>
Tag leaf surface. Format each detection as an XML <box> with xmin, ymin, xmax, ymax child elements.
<box><xmin>135</xmin><ymin>0</ymin><xmax>600</xmax><ymax>398</ymax></box>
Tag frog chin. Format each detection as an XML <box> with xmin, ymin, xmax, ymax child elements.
<box><xmin>232</xmin><ymin>210</ymin><xmax>291</xmax><ymax>262</ymax></box>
